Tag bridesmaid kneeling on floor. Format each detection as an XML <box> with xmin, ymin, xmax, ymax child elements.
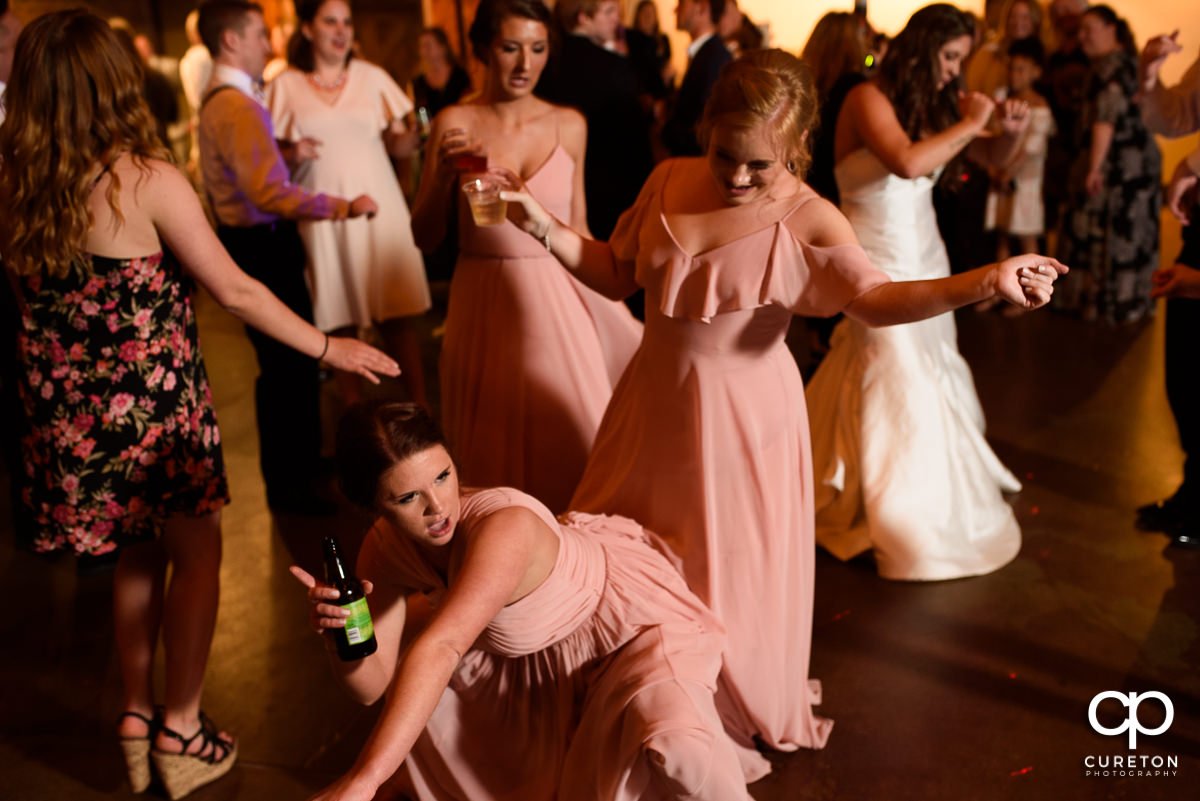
<box><xmin>291</xmin><ymin>400</ymin><xmax>750</xmax><ymax>801</ymax></box>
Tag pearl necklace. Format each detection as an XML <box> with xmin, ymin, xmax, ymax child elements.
<box><xmin>308</xmin><ymin>69</ymin><xmax>348</xmax><ymax>91</ymax></box>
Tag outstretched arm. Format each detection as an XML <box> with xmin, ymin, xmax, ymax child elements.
<box><xmin>147</xmin><ymin>161</ymin><xmax>398</xmax><ymax>383</ymax></box>
<box><xmin>306</xmin><ymin>508</ymin><xmax>547</xmax><ymax>801</ymax></box>
<box><xmin>790</xmin><ymin>201</ymin><xmax>1067</xmax><ymax>326</ymax></box>
<box><xmin>845</xmin><ymin>254</ymin><xmax>1067</xmax><ymax>327</ymax></box>
<box><xmin>497</xmin><ymin>173</ymin><xmax>638</xmax><ymax>299</ymax></box>
<box><xmin>1140</xmin><ymin>32</ymin><xmax>1200</xmax><ymax>136</ymax></box>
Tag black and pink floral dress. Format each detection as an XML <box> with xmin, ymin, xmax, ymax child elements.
<box><xmin>14</xmin><ymin>251</ymin><xmax>228</xmax><ymax>556</ymax></box>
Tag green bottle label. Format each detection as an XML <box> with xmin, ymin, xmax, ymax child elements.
<box><xmin>341</xmin><ymin>597</ymin><xmax>374</xmax><ymax>645</ymax></box>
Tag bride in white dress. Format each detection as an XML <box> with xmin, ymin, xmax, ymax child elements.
<box><xmin>807</xmin><ymin>4</ymin><xmax>1036</xmax><ymax>581</ymax></box>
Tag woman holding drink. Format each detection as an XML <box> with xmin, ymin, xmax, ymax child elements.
<box><xmin>410</xmin><ymin>0</ymin><xmax>640</xmax><ymax>513</ymax></box>
<box><xmin>499</xmin><ymin>48</ymin><xmax>1065</xmax><ymax>778</ymax></box>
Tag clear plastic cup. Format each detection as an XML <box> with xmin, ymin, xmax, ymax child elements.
<box><xmin>462</xmin><ymin>177</ymin><xmax>507</xmax><ymax>227</ymax></box>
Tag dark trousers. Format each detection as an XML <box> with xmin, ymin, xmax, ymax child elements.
<box><xmin>0</xmin><ymin>270</ymin><xmax>33</xmax><ymax>546</ymax></box>
<box><xmin>1166</xmin><ymin>222</ymin><xmax>1200</xmax><ymax>504</ymax></box>
<box><xmin>217</xmin><ymin>221</ymin><xmax>322</xmax><ymax>501</ymax></box>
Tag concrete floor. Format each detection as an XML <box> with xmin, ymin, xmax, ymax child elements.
<box><xmin>1</xmin><ymin>287</ymin><xmax>1196</xmax><ymax>801</ymax></box>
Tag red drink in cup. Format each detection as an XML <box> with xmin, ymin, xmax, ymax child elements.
<box><xmin>453</xmin><ymin>154</ymin><xmax>488</xmax><ymax>173</ymax></box>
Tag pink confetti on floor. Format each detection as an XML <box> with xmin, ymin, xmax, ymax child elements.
<box><xmin>1008</xmin><ymin>672</ymin><xmax>1018</xmax><ymax>679</ymax></box>
<box><xmin>1010</xmin><ymin>766</ymin><xmax>1034</xmax><ymax>776</ymax></box>
<box><xmin>831</xmin><ymin>610</ymin><xmax>851</xmax><ymax>622</ymax></box>
<box><xmin>1031</xmin><ymin>506</ymin><xmax>1039</xmax><ymax>515</ymax></box>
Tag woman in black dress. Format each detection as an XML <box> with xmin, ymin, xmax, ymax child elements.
<box><xmin>412</xmin><ymin>26</ymin><xmax>471</xmax><ymax>126</ymax></box>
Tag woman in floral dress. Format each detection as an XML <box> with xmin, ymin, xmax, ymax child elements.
<box><xmin>0</xmin><ymin>12</ymin><xmax>397</xmax><ymax>799</ymax></box>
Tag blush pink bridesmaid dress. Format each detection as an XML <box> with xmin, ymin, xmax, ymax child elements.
<box><xmin>441</xmin><ymin>145</ymin><xmax>642</xmax><ymax>513</ymax></box>
<box><xmin>369</xmin><ymin>487</ymin><xmax>751</xmax><ymax>801</ymax></box>
<box><xmin>570</xmin><ymin>161</ymin><xmax>890</xmax><ymax>780</ymax></box>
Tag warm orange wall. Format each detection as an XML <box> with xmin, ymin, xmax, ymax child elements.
<box><xmin>642</xmin><ymin>0</ymin><xmax>1196</xmax><ymax>267</ymax></box>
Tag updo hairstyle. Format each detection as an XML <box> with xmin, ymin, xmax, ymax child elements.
<box><xmin>335</xmin><ymin>400</ymin><xmax>449</xmax><ymax>509</ymax></box>
<box><xmin>698</xmin><ymin>49</ymin><xmax>818</xmax><ymax>178</ymax></box>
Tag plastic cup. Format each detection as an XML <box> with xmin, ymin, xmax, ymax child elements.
<box><xmin>462</xmin><ymin>178</ymin><xmax>507</xmax><ymax>227</ymax></box>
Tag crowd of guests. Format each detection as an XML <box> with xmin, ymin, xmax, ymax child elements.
<box><xmin>0</xmin><ymin>0</ymin><xmax>1195</xmax><ymax>799</ymax></box>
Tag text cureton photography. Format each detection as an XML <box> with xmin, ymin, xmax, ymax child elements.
<box><xmin>1083</xmin><ymin>691</ymin><xmax>1180</xmax><ymax>779</ymax></box>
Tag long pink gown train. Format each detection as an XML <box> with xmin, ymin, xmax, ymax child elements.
<box><xmin>570</xmin><ymin>161</ymin><xmax>891</xmax><ymax>780</ymax></box>
<box><xmin>440</xmin><ymin>145</ymin><xmax>642</xmax><ymax>513</ymax></box>
<box><xmin>369</xmin><ymin>487</ymin><xmax>751</xmax><ymax>801</ymax></box>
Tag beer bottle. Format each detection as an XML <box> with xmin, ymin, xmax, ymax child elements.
<box><xmin>321</xmin><ymin>535</ymin><xmax>377</xmax><ymax>661</ymax></box>
<box><xmin>416</xmin><ymin>106</ymin><xmax>432</xmax><ymax>143</ymax></box>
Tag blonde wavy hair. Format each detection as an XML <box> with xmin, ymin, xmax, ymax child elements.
<box><xmin>698</xmin><ymin>49</ymin><xmax>818</xmax><ymax>179</ymax></box>
<box><xmin>0</xmin><ymin>10</ymin><xmax>170</xmax><ymax>278</ymax></box>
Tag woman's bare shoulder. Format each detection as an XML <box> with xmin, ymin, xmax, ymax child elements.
<box><xmin>784</xmin><ymin>187</ymin><xmax>859</xmax><ymax>248</ymax></box>
<box><xmin>432</xmin><ymin>102</ymin><xmax>479</xmax><ymax>130</ymax></box>
<box><xmin>102</xmin><ymin>155</ymin><xmax>188</xmax><ymax>206</ymax></box>
<box><xmin>553</xmin><ymin>104</ymin><xmax>586</xmax><ymax>135</ymax></box>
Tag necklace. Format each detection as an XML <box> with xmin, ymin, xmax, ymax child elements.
<box><xmin>308</xmin><ymin>69</ymin><xmax>348</xmax><ymax>91</ymax></box>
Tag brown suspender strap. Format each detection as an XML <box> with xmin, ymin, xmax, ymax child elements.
<box><xmin>200</xmin><ymin>84</ymin><xmax>239</xmax><ymax>110</ymax></box>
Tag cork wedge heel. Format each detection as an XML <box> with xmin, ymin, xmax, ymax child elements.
<box><xmin>151</xmin><ymin>712</ymin><xmax>237</xmax><ymax>800</ymax></box>
<box><xmin>117</xmin><ymin>709</ymin><xmax>160</xmax><ymax>793</ymax></box>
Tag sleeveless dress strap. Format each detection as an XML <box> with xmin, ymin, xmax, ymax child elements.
<box><xmin>781</xmin><ymin>186</ymin><xmax>825</xmax><ymax>226</ymax></box>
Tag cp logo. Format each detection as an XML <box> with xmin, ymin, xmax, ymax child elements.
<box><xmin>1088</xmin><ymin>691</ymin><xmax>1174</xmax><ymax>749</ymax></box>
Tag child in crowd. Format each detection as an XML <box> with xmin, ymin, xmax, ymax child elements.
<box><xmin>985</xmin><ymin>38</ymin><xmax>1055</xmax><ymax>265</ymax></box>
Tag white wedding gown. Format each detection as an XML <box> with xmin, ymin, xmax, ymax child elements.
<box><xmin>805</xmin><ymin>148</ymin><xmax>1022</xmax><ymax>581</ymax></box>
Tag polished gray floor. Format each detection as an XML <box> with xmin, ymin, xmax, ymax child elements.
<box><xmin>1</xmin><ymin>287</ymin><xmax>1196</xmax><ymax>801</ymax></box>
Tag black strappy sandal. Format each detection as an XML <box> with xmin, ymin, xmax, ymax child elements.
<box><xmin>117</xmin><ymin>708</ymin><xmax>160</xmax><ymax>793</ymax></box>
<box><xmin>151</xmin><ymin>711</ymin><xmax>238</xmax><ymax>800</ymax></box>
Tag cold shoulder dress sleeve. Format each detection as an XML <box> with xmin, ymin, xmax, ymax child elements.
<box><xmin>366</xmin><ymin>486</ymin><xmax>750</xmax><ymax>801</ymax></box>
<box><xmin>573</xmin><ymin>159</ymin><xmax>889</xmax><ymax>780</ymax></box>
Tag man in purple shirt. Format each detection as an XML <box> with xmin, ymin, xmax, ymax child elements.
<box><xmin>197</xmin><ymin>0</ymin><xmax>376</xmax><ymax>515</ymax></box>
